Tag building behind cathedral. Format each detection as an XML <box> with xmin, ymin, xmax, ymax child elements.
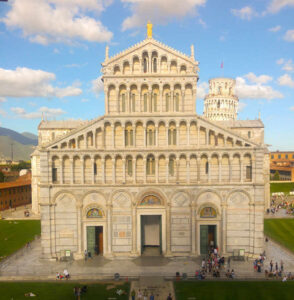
<box><xmin>31</xmin><ymin>24</ymin><xmax>270</xmax><ymax>260</ymax></box>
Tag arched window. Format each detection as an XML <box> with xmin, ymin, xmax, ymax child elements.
<box><xmin>169</xmin><ymin>157</ymin><xmax>175</xmax><ymax>176</ymax></box>
<box><xmin>168</xmin><ymin>127</ymin><xmax>177</xmax><ymax>145</ymax></box>
<box><xmin>175</xmin><ymin>93</ymin><xmax>180</xmax><ymax>112</ymax></box>
<box><xmin>121</xmin><ymin>94</ymin><xmax>126</xmax><ymax>112</ymax></box>
<box><xmin>166</xmin><ymin>93</ymin><xmax>169</xmax><ymax>112</ymax></box>
<box><xmin>127</xmin><ymin>158</ymin><xmax>133</xmax><ymax>176</ymax></box>
<box><xmin>147</xmin><ymin>129</ymin><xmax>155</xmax><ymax>146</ymax></box>
<box><xmin>217</xmin><ymin>100</ymin><xmax>220</xmax><ymax>109</ymax></box>
<box><xmin>205</xmin><ymin>161</ymin><xmax>209</xmax><ymax>174</ymax></box>
<box><xmin>146</xmin><ymin>156</ymin><xmax>155</xmax><ymax>175</ymax></box>
<box><xmin>125</xmin><ymin>128</ymin><xmax>133</xmax><ymax>146</ymax></box>
<box><xmin>153</xmin><ymin>94</ymin><xmax>157</xmax><ymax>112</ymax></box>
<box><xmin>132</xmin><ymin>94</ymin><xmax>136</xmax><ymax>112</ymax></box>
<box><xmin>144</xmin><ymin>94</ymin><xmax>147</xmax><ymax>112</ymax></box>
<box><xmin>153</xmin><ymin>58</ymin><xmax>157</xmax><ymax>73</ymax></box>
<box><xmin>248</xmin><ymin>131</ymin><xmax>251</xmax><ymax>138</ymax></box>
<box><xmin>144</xmin><ymin>58</ymin><xmax>147</xmax><ymax>73</ymax></box>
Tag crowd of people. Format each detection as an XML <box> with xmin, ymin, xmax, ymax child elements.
<box><xmin>267</xmin><ymin>195</ymin><xmax>294</xmax><ymax>215</ymax></box>
<box><xmin>56</xmin><ymin>269</ymin><xmax>70</xmax><ymax>280</ymax></box>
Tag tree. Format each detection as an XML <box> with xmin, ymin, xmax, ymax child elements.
<box><xmin>0</xmin><ymin>171</ymin><xmax>5</xmax><ymax>182</ymax></box>
<box><xmin>11</xmin><ymin>161</ymin><xmax>31</xmax><ymax>171</ymax></box>
<box><xmin>273</xmin><ymin>170</ymin><xmax>280</xmax><ymax>181</ymax></box>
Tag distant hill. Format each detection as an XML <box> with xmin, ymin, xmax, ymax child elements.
<box><xmin>0</xmin><ymin>127</ymin><xmax>37</xmax><ymax>146</ymax></box>
<box><xmin>21</xmin><ymin>132</ymin><xmax>38</xmax><ymax>141</ymax></box>
<box><xmin>0</xmin><ymin>127</ymin><xmax>37</xmax><ymax>161</ymax></box>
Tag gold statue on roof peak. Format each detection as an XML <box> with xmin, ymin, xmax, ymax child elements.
<box><xmin>147</xmin><ymin>21</ymin><xmax>153</xmax><ymax>39</ymax></box>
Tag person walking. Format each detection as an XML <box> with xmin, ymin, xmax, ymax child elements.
<box><xmin>270</xmin><ymin>260</ymin><xmax>273</xmax><ymax>272</ymax></box>
<box><xmin>150</xmin><ymin>292</ymin><xmax>154</xmax><ymax>300</ymax></box>
<box><xmin>131</xmin><ymin>290</ymin><xmax>136</xmax><ymax>300</ymax></box>
<box><xmin>138</xmin><ymin>289</ymin><xmax>142</xmax><ymax>300</ymax></box>
<box><xmin>275</xmin><ymin>262</ymin><xmax>278</xmax><ymax>271</ymax></box>
<box><xmin>166</xmin><ymin>293</ymin><xmax>172</xmax><ymax>300</ymax></box>
<box><xmin>281</xmin><ymin>260</ymin><xmax>284</xmax><ymax>272</ymax></box>
<box><xmin>84</xmin><ymin>249</ymin><xmax>88</xmax><ymax>261</ymax></box>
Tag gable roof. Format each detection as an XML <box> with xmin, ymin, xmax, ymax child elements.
<box><xmin>104</xmin><ymin>38</ymin><xmax>198</xmax><ymax>66</ymax></box>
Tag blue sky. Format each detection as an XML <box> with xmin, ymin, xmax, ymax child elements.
<box><xmin>0</xmin><ymin>0</ymin><xmax>293</xmax><ymax>150</ymax></box>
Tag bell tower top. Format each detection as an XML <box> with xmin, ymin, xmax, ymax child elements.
<box><xmin>147</xmin><ymin>21</ymin><xmax>153</xmax><ymax>39</ymax></box>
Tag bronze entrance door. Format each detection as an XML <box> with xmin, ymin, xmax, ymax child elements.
<box><xmin>87</xmin><ymin>226</ymin><xmax>103</xmax><ymax>256</ymax></box>
<box><xmin>200</xmin><ymin>225</ymin><xmax>217</xmax><ymax>255</ymax></box>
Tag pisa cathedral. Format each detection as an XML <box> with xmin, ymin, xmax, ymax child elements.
<box><xmin>31</xmin><ymin>23</ymin><xmax>270</xmax><ymax>260</ymax></box>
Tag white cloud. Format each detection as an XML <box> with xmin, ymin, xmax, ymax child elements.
<box><xmin>245</xmin><ymin>72</ymin><xmax>273</xmax><ymax>84</ymax></box>
<box><xmin>1</xmin><ymin>0</ymin><xmax>113</xmax><ymax>45</ymax></box>
<box><xmin>284</xmin><ymin>29</ymin><xmax>294</xmax><ymax>42</ymax></box>
<box><xmin>121</xmin><ymin>0</ymin><xmax>206</xmax><ymax>31</ymax></box>
<box><xmin>92</xmin><ymin>76</ymin><xmax>104</xmax><ymax>96</ymax></box>
<box><xmin>0</xmin><ymin>97</ymin><xmax>6</xmax><ymax>103</ymax></box>
<box><xmin>231</xmin><ymin>6</ymin><xmax>258</xmax><ymax>20</ymax></box>
<box><xmin>276</xmin><ymin>58</ymin><xmax>284</xmax><ymax>65</ymax></box>
<box><xmin>266</xmin><ymin>0</ymin><xmax>294</xmax><ymax>14</ymax></box>
<box><xmin>238</xmin><ymin>101</ymin><xmax>247</xmax><ymax>112</ymax></box>
<box><xmin>268</xmin><ymin>25</ymin><xmax>281</xmax><ymax>32</ymax></box>
<box><xmin>11</xmin><ymin>106</ymin><xmax>66</xmax><ymax>119</ymax></box>
<box><xmin>0</xmin><ymin>67</ymin><xmax>82</xmax><ymax>99</ymax></box>
<box><xmin>235</xmin><ymin>76</ymin><xmax>283</xmax><ymax>100</ymax></box>
<box><xmin>278</xmin><ymin>74</ymin><xmax>294</xmax><ymax>88</ymax></box>
<box><xmin>0</xmin><ymin>108</ymin><xmax>6</xmax><ymax>117</ymax></box>
<box><xmin>197</xmin><ymin>82</ymin><xmax>208</xmax><ymax>99</ymax></box>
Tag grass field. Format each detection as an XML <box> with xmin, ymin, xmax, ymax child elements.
<box><xmin>270</xmin><ymin>182</ymin><xmax>294</xmax><ymax>194</ymax></box>
<box><xmin>0</xmin><ymin>282</ymin><xmax>129</xmax><ymax>300</ymax></box>
<box><xmin>174</xmin><ymin>281</ymin><xmax>294</xmax><ymax>300</ymax></box>
<box><xmin>264</xmin><ymin>219</ymin><xmax>294</xmax><ymax>253</ymax></box>
<box><xmin>0</xmin><ymin>220</ymin><xmax>40</xmax><ymax>261</ymax></box>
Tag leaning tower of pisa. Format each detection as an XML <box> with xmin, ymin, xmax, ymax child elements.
<box><xmin>203</xmin><ymin>77</ymin><xmax>239</xmax><ymax>121</ymax></box>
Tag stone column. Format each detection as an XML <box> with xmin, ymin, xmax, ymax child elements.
<box><xmin>181</xmin><ymin>89</ymin><xmax>185</xmax><ymax>112</ymax></box>
<box><xmin>91</xmin><ymin>157</ymin><xmax>95</xmax><ymax>184</ymax></box>
<box><xmin>70</xmin><ymin>158</ymin><xmax>74</xmax><ymax>184</ymax></box>
<box><xmin>171</xmin><ymin>89</ymin><xmax>174</xmax><ymax>112</ymax></box>
<box><xmin>197</xmin><ymin>157</ymin><xmax>201</xmax><ymax>183</ymax></box>
<box><xmin>176</xmin><ymin>125</ymin><xmax>179</xmax><ymax>146</ymax></box>
<box><xmin>131</xmin><ymin>203</ymin><xmax>137</xmax><ymax>255</ymax></box>
<box><xmin>126</xmin><ymin>87</ymin><xmax>130</xmax><ymax>113</ymax></box>
<box><xmin>76</xmin><ymin>202</ymin><xmax>83</xmax><ymax>257</ymax></box>
<box><xmin>81</xmin><ymin>156</ymin><xmax>85</xmax><ymax>184</ymax></box>
<box><xmin>166</xmin><ymin>127</ymin><xmax>169</xmax><ymax>146</ymax></box>
<box><xmin>122</xmin><ymin>126</ymin><xmax>125</xmax><ymax>147</ymax></box>
<box><xmin>143</xmin><ymin>126</ymin><xmax>147</xmax><ymax>147</ymax></box>
<box><xmin>160</xmin><ymin>87</ymin><xmax>163</xmax><ymax>113</ymax></box>
<box><xmin>133</xmin><ymin>126</ymin><xmax>136</xmax><ymax>147</ymax></box>
<box><xmin>206</xmin><ymin>130</ymin><xmax>209</xmax><ymax>146</ymax></box>
<box><xmin>249</xmin><ymin>201</ymin><xmax>254</xmax><ymax>254</ymax></box>
<box><xmin>252</xmin><ymin>156</ymin><xmax>256</xmax><ymax>182</ymax></box>
<box><xmin>148</xmin><ymin>52</ymin><xmax>152</xmax><ymax>73</ymax></box>
<box><xmin>107</xmin><ymin>203</ymin><xmax>112</xmax><ymax>255</ymax></box>
<box><xmin>112</xmin><ymin>158</ymin><xmax>116</xmax><ymax>184</ymax></box>
<box><xmin>143</xmin><ymin>157</ymin><xmax>147</xmax><ymax>184</ymax></box>
<box><xmin>133</xmin><ymin>157</ymin><xmax>136</xmax><ymax>184</ymax></box>
<box><xmin>166</xmin><ymin>202</ymin><xmax>172</xmax><ymax>255</ymax></box>
<box><xmin>112</xmin><ymin>125</ymin><xmax>115</xmax><ymax>148</ymax></box>
<box><xmin>117</xmin><ymin>90</ymin><xmax>120</xmax><ymax>113</ymax></box>
<box><xmin>84</xmin><ymin>134</ymin><xmax>87</xmax><ymax>149</ymax></box>
<box><xmin>155</xmin><ymin>157</ymin><xmax>159</xmax><ymax>184</ymax></box>
<box><xmin>105</xmin><ymin>88</ymin><xmax>109</xmax><ymax>114</ymax></box>
<box><xmin>176</xmin><ymin>157</ymin><xmax>180</xmax><ymax>183</ymax></box>
<box><xmin>93</xmin><ymin>130</ymin><xmax>96</xmax><ymax>148</ymax></box>
<box><xmin>187</xmin><ymin>123</ymin><xmax>190</xmax><ymax>146</ymax></box>
<box><xmin>187</xmin><ymin>159</ymin><xmax>190</xmax><ymax>184</ymax></box>
<box><xmin>166</xmin><ymin>159</ymin><xmax>169</xmax><ymax>183</ymax></box>
<box><xmin>122</xmin><ymin>158</ymin><xmax>126</xmax><ymax>183</ymax></box>
<box><xmin>155</xmin><ymin>127</ymin><xmax>158</xmax><ymax>147</ymax></box>
<box><xmin>197</xmin><ymin>126</ymin><xmax>200</xmax><ymax>146</ymax></box>
<box><xmin>221</xmin><ymin>203</ymin><xmax>227</xmax><ymax>254</ymax></box>
<box><xmin>60</xmin><ymin>159</ymin><xmax>63</xmax><ymax>184</ymax></box>
<box><xmin>191</xmin><ymin>202</ymin><xmax>196</xmax><ymax>255</ymax></box>
<box><xmin>208</xmin><ymin>158</ymin><xmax>211</xmax><ymax>183</ymax></box>
<box><xmin>229</xmin><ymin>158</ymin><xmax>232</xmax><ymax>183</ymax></box>
<box><xmin>139</xmin><ymin>90</ymin><xmax>142</xmax><ymax>112</ymax></box>
<box><xmin>101</xmin><ymin>158</ymin><xmax>105</xmax><ymax>184</ymax></box>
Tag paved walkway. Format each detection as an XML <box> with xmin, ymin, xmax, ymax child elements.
<box><xmin>0</xmin><ymin>204</ymin><xmax>40</xmax><ymax>220</ymax></box>
<box><xmin>1</xmin><ymin>236</ymin><xmax>294</xmax><ymax>281</ymax></box>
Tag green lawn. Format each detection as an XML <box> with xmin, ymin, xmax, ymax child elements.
<box><xmin>270</xmin><ymin>182</ymin><xmax>294</xmax><ymax>194</ymax></box>
<box><xmin>0</xmin><ymin>220</ymin><xmax>40</xmax><ymax>261</ymax></box>
<box><xmin>174</xmin><ymin>281</ymin><xmax>294</xmax><ymax>300</ymax></box>
<box><xmin>0</xmin><ymin>282</ymin><xmax>129</xmax><ymax>300</ymax></box>
<box><xmin>264</xmin><ymin>219</ymin><xmax>294</xmax><ymax>253</ymax></box>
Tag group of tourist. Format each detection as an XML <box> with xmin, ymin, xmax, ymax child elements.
<box><xmin>56</xmin><ymin>269</ymin><xmax>70</xmax><ymax>280</ymax></box>
<box><xmin>267</xmin><ymin>196</ymin><xmax>294</xmax><ymax>215</ymax></box>
<box><xmin>131</xmin><ymin>289</ymin><xmax>157</xmax><ymax>300</ymax></box>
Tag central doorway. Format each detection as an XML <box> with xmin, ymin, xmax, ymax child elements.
<box><xmin>86</xmin><ymin>226</ymin><xmax>103</xmax><ymax>257</ymax></box>
<box><xmin>141</xmin><ymin>215</ymin><xmax>162</xmax><ymax>256</ymax></box>
<box><xmin>200</xmin><ymin>225</ymin><xmax>217</xmax><ymax>255</ymax></box>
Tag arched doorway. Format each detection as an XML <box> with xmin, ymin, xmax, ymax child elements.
<box><xmin>137</xmin><ymin>194</ymin><xmax>165</xmax><ymax>256</ymax></box>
